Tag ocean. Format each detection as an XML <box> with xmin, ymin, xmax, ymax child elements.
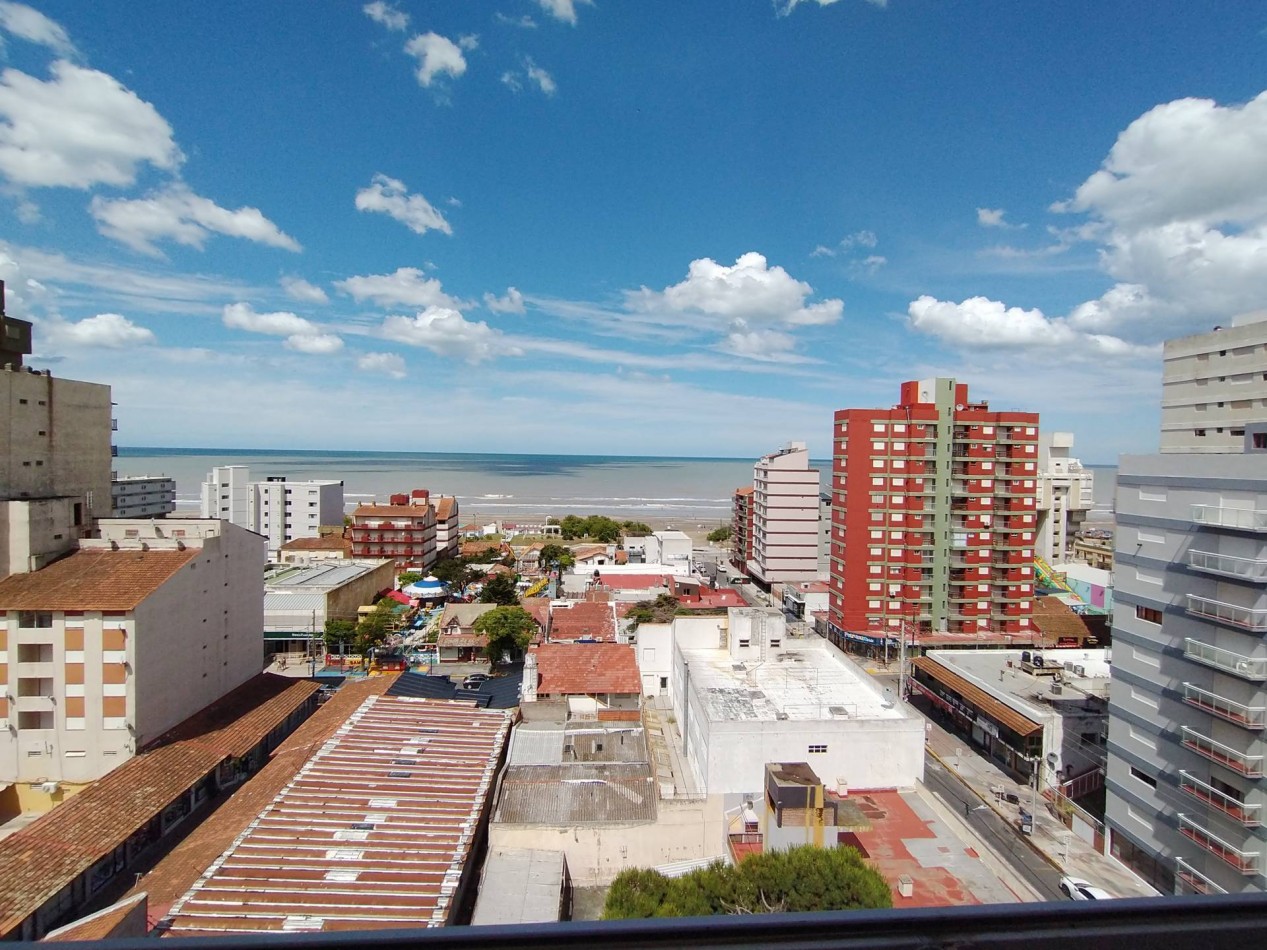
<box><xmin>115</xmin><ymin>448</ymin><xmax>1120</xmax><ymax>525</ymax></box>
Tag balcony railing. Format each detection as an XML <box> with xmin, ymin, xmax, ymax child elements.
<box><xmin>1183</xmin><ymin>683</ymin><xmax>1266</xmax><ymax>729</ymax></box>
<box><xmin>1189</xmin><ymin>550</ymin><xmax>1267</xmax><ymax>583</ymax></box>
<box><xmin>1181</xmin><ymin>726</ymin><xmax>1264</xmax><ymax>777</ymax></box>
<box><xmin>1178</xmin><ymin>814</ymin><xmax>1263</xmax><ymax>874</ymax></box>
<box><xmin>1192</xmin><ymin>505</ymin><xmax>1267</xmax><ymax>533</ymax></box>
<box><xmin>1184</xmin><ymin>639</ymin><xmax>1267</xmax><ymax>681</ymax></box>
<box><xmin>1175</xmin><ymin>855</ymin><xmax>1229</xmax><ymax>895</ymax></box>
<box><xmin>1178</xmin><ymin>771</ymin><xmax>1262</xmax><ymax>826</ymax></box>
<box><xmin>1186</xmin><ymin>595</ymin><xmax>1267</xmax><ymax>632</ymax></box>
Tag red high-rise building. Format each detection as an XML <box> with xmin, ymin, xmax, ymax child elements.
<box><xmin>828</xmin><ymin>378</ymin><xmax>1040</xmax><ymax>646</ymax></box>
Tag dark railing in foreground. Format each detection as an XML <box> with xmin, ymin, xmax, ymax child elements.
<box><xmin>27</xmin><ymin>894</ymin><xmax>1267</xmax><ymax>950</ymax></box>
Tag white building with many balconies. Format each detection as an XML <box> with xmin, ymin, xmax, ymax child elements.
<box><xmin>199</xmin><ymin>465</ymin><xmax>343</xmax><ymax>555</ymax></box>
<box><xmin>1035</xmin><ymin>432</ymin><xmax>1094</xmax><ymax>564</ymax></box>
<box><xmin>747</xmin><ymin>442</ymin><xmax>820</xmax><ymax>585</ymax></box>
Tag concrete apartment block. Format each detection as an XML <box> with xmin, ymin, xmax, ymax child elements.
<box><xmin>747</xmin><ymin>442</ymin><xmax>821</xmax><ymax>585</ymax></box>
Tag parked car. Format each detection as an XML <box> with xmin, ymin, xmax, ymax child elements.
<box><xmin>1059</xmin><ymin>876</ymin><xmax>1112</xmax><ymax>900</ymax></box>
<box><xmin>462</xmin><ymin>673</ymin><xmax>490</xmax><ymax>690</ymax></box>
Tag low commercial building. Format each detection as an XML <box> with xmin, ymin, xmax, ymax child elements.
<box><xmin>671</xmin><ymin>608</ymin><xmax>925</xmax><ymax>794</ymax></box>
<box><xmin>470</xmin><ymin>849</ymin><xmax>571</xmax><ymax>926</ymax></box>
<box><xmin>0</xmin><ymin>518</ymin><xmax>264</xmax><ymax>791</ymax></box>
<box><xmin>278</xmin><ymin>534</ymin><xmax>353</xmax><ymax>562</ymax></box>
<box><xmin>159</xmin><ymin>696</ymin><xmax>514</xmax><ymax>935</ymax></box>
<box><xmin>262</xmin><ymin>559</ymin><xmax>396</xmax><ymax>661</ymax></box>
<box><xmin>0</xmin><ymin>674</ymin><xmax>318</xmax><ymax>940</ymax></box>
<box><xmin>110</xmin><ymin>475</ymin><xmax>176</xmax><ymax>519</ymax></box>
<box><xmin>908</xmin><ymin>648</ymin><xmax>1109</xmax><ymax>795</ymax></box>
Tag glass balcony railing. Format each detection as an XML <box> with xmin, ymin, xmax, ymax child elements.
<box><xmin>1183</xmin><ymin>683</ymin><xmax>1266</xmax><ymax>729</ymax></box>
<box><xmin>1175</xmin><ymin>854</ymin><xmax>1229</xmax><ymax>894</ymax></box>
<box><xmin>1188</xmin><ymin>550</ymin><xmax>1267</xmax><ymax>583</ymax></box>
<box><xmin>1186</xmin><ymin>595</ymin><xmax>1267</xmax><ymax>632</ymax></box>
<box><xmin>1192</xmin><ymin>505</ymin><xmax>1267</xmax><ymax>533</ymax></box>
<box><xmin>1178</xmin><ymin>771</ymin><xmax>1262</xmax><ymax>826</ymax></box>
<box><xmin>1178</xmin><ymin>814</ymin><xmax>1263</xmax><ymax>874</ymax></box>
<box><xmin>1184</xmin><ymin>639</ymin><xmax>1267</xmax><ymax>681</ymax></box>
<box><xmin>1181</xmin><ymin>726</ymin><xmax>1265</xmax><ymax>777</ymax></box>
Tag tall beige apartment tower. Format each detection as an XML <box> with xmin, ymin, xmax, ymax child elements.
<box><xmin>747</xmin><ymin>442</ymin><xmax>821</xmax><ymax>585</ymax></box>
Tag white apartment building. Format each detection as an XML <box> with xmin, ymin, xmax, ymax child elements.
<box><xmin>1161</xmin><ymin>312</ymin><xmax>1267</xmax><ymax>454</ymax></box>
<box><xmin>199</xmin><ymin>465</ymin><xmax>344</xmax><ymax>553</ymax></box>
<box><xmin>1035</xmin><ymin>432</ymin><xmax>1094</xmax><ymax>564</ymax></box>
<box><xmin>110</xmin><ymin>475</ymin><xmax>176</xmax><ymax>519</ymax></box>
<box><xmin>0</xmin><ymin>519</ymin><xmax>265</xmax><ymax>792</ymax></box>
<box><xmin>747</xmin><ymin>442</ymin><xmax>820</xmax><ymax>585</ymax></box>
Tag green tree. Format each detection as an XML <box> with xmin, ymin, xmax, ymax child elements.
<box><xmin>322</xmin><ymin>618</ymin><xmax>357</xmax><ymax>654</ymax></box>
<box><xmin>353</xmin><ymin>601</ymin><xmax>393</xmax><ymax>661</ymax></box>
<box><xmin>397</xmin><ymin>571</ymin><xmax>424</xmax><ymax>588</ymax></box>
<box><xmin>707</xmin><ymin>525</ymin><xmax>732</xmax><ymax>544</ymax></box>
<box><xmin>478</xmin><ymin>572</ymin><xmax>521</xmax><ymax>605</ymax></box>
<box><xmin>626</xmin><ymin>594</ymin><xmax>679</xmax><ymax>630</ymax></box>
<box><xmin>621</xmin><ymin>521</ymin><xmax>653</xmax><ymax>536</ymax></box>
<box><xmin>431</xmin><ymin>557</ymin><xmax>483</xmax><ymax>595</ymax></box>
<box><xmin>583</xmin><ymin>515</ymin><xmax>622</xmax><ymax>543</ymax></box>
<box><xmin>603</xmin><ymin>846</ymin><xmax>892</xmax><ymax>919</ymax></box>
<box><xmin>558</xmin><ymin>515</ymin><xmax>587</xmax><ymax>539</ymax></box>
<box><xmin>472</xmin><ymin>605</ymin><xmax>537</xmax><ymax>663</ymax></box>
<box><xmin>538</xmin><ymin>543</ymin><xmax>575</xmax><ymax>572</ymax></box>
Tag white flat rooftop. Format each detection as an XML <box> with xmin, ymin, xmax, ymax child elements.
<box><xmin>681</xmin><ymin>641</ymin><xmax>908</xmax><ymax>723</ymax></box>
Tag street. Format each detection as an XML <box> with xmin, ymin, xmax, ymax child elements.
<box><xmin>922</xmin><ymin>755</ymin><xmax>1065</xmax><ymax>902</ymax></box>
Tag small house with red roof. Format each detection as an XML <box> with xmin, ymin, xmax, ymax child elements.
<box><xmin>547</xmin><ymin>599</ymin><xmax>618</xmax><ymax>643</ymax></box>
<box><xmin>523</xmin><ymin>642</ymin><xmax>642</xmax><ymax>720</ymax></box>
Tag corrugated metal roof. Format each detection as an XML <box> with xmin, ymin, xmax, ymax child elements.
<box><xmin>264</xmin><ymin>562</ymin><xmax>381</xmax><ymax>590</ymax></box>
<box><xmin>263</xmin><ymin>591</ymin><xmax>329</xmax><ymax>613</ymax></box>
<box><xmin>507</xmin><ymin>726</ymin><xmax>566</xmax><ymax>767</ymax></box>
<box><xmin>494</xmin><ymin>763</ymin><xmax>657</xmax><ymax>824</ymax></box>
<box><xmin>470</xmin><ymin>849</ymin><xmax>565</xmax><ymax>926</ymax></box>
<box><xmin>161</xmin><ymin>697</ymin><xmax>513</xmax><ymax>936</ymax></box>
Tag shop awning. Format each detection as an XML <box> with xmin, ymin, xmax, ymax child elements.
<box><xmin>911</xmin><ymin>656</ymin><xmax>1042</xmax><ymax>738</ymax></box>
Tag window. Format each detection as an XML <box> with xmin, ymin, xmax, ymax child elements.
<box><xmin>1135</xmin><ymin>605</ymin><xmax>1162</xmax><ymax>624</ymax></box>
<box><xmin>808</xmin><ymin>744</ymin><xmax>827</xmax><ymax>754</ymax></box>
<box><xmin>1130</xmin><ymin>766</ymin><xmax>1158</xmax><ymax>789</ymax></box>
<box><xmin>17</xmin><ymin>611</ymin><xmax>52</xmax><ymax>629</ymax></box>
<box><xmin>738</xmin><ymin>638</ymin><xmax>751</xmax><ymax>648</ymax></box>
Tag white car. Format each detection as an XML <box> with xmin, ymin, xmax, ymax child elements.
<box><xmin>1059</xmin><ymin>876</ymin><xmax>1113</xmax><ymax>900</ymax></box>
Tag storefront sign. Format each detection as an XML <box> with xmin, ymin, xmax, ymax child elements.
<box><xmin>975</xmin><ymin>716</ymin><xmax>1000</xmax><ymax>738</ymax></box>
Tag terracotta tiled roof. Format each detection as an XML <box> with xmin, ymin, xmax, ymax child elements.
<box><xmin>734</xmin><ymin>486</ymin><xmax>754</xmax><ymax>496</ymax></box>
<box><xmin>548</xmin><ymin>600</ymin><xmax>616</xmax><ymax>641</ymax></box>
<box><xmin>351</xmin><ymin>504</ymin><xmax>434</xmax><ymax>521</ymax></box>
<box><xmin>433</xmin><ymin>496</ymin><xmax>456</xmax><ymax>520</ymax></box>
<box><xmin>43</xmin><ymin>894</ymin><xmax>146</xmax><ymax>942</ymax></box>
<box><xmin>279</xmin><ymin>536</ymin><xmax>352</xmax><ymax>553</ymax></box>
<box><xmin>570</xmin><ymin>544</ymin><xmax>608</xmax><ymax>560</ymax></box>
<box><xmin>142</xmin><ymin>673</ymin><xmax>320</xmax><ymax>758</ymax></box>
<box><xmin>0</xmin><ymin>548</ymin><xmax>196</xmax><ymax>611</ymax></box>
<box><xmin>461</xmin><ymin>540</ymin><xmax>503</xmax><ymax>557</ymax></box>
<box><xmin>125</xmin><ymin>677</ymin><xmax>398</xmax><ymax>923</ymax></box>
<box><xmin>534</xmin><ymin>643</ymin><xmax>641</xmax><ymax>696</ymax></box>
<box><xmin>520</xmin><ymin>597</ymin><xmax>551</xmax><ymax>629</ymax></box>
<box><xmin>1032</xmin><ymin>596</ymin><xmax>1094</xmax><ymax>643</ymax></box>
<box><xmin>0</xmin><ymin>675</ymin><xmax>319</xmax><ymax>939</ymax></box>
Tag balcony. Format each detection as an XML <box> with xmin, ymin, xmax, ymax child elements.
<box><xmin>1178</xmin><ymin>814</ymin><xmax>1262</xmax><ymax>874</ymax></box>
<box><xmin>1183</xmin><ymin>683</ymin><xmax>1266</xmax><ymax>729</ymax></box>
<box><xmin>1186</xmin><ymin>595</ymin><xmax>1267</xmax><ymax>632</ymax></box>
<box><xmin>1188</xmin><ymin>550</ymin><xmax>1267</xmax><ymax>583</ymax></box>
<box><xmin>1178</xmin><ymin>771</ymin><xmax>1262</xmax><ymax>826</ymax></box>
<box><xmin>1175</xmin><ymin>855</ymin><xmax>1229</xmax><ymax>895</ymax></box>
<box><xmin>1180</xmin><ymin>726</ymin><xmax>1264</xmax><ymax>778</ymax></box>
<box><xmin>1192</xmin><ymin>505</ymin><xmax>1267</xmax><ymax>533</ymax></box>
<box><xmin>1184</xmin><ymin>639</ymin><xmax>1267</xmax><ymax>681</ymax></box>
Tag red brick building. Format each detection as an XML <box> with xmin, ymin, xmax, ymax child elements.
<box><xmin>349</xmin><ymin>490</ymin><xmax>438</xmax><ymax>571</ymax></box>
<box><xmin>730</xmin><ymin>485</ymin><xmax>754</xmax><ymax>574</ymax></box>
<box><xmin>828</xmin><ymin>378</ymin><xmax>1040</xmax><ymax>646</ymax></box>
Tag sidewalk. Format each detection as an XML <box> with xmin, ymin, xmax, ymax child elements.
<box><xmin>923</xmin><ymin>717</ymin><xmax>1156</xmax><ymax>898</ymax></box>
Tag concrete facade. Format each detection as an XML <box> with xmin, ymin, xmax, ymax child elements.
<box><xmin>199</xmin><ymin>465</ymin><xmax>344</xmax><ymax>553</ymax></box>
<box><xmin>670</xmin><ymin>608</ymin><xmax>924</xmax><ymax>795</ymax></box>
<box><xmin>1036</xmin><ymin>432</ymin><xmax>1094</xmax><ymax>564</ymax></box>
<box><xmin>111</xmin><ymin>475</ymin><xmax>176</xmax><ymax>519</ymax></box>
<box><xmin>1106</xmin><ymin>452</ymin><xmax>1267</xmax><ymax>895</ymax></box>
<box><xmin>829</xmin><ymin>377</ymin><xmax>1040</xmax><ymax>640</ymax></box>
<box><xmin>747</xmin><ymin>442</ymin><xmax>820</xmax><ymax>585</ymax></box>
<box><xmin>0</xmin><ymin>518</ymin><xmax>265</xmax><ymax>789</ymax></box>
<box><xmin>1161</xmin><ymin>312</ymin><xmax>1267</xmax><ymax>454</ymax></box>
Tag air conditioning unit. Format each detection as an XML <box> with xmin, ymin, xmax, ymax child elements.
<box><xmin>38</xmin><ymin>781</ymin><xmax>59</xmax><ymax>794</ymax></box>
<box><xmin>1050</xmin><ymin>683</ymin><xmax>1063</xmax><ymax>695</ymax></box>
<box><xmin>1236</xmin><ymin>660</ymin><xmax>1253</xmax><ymax>675</ymax></box>
<box><xmin>1074</xmin><ymin>665</ymin><xmax>1086</xmax><ymax>677</ymax></box>
<box><xmin>1063</xmin><ymin>661</ymin><xmax>1077</xmax><ymax>673</ymax></box>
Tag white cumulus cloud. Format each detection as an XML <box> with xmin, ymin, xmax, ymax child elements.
<box><xmin>223</xmin><ymin>302</ymin><xmax>341</xmax><ymax>354</ymax></box>
<box><xmin>630</xmin><ymin>251</ymin><xmax>843</xmax><ymax>327</ymax></box>
<box><xmin>777</xmin><ymin>0</ymin><xmax>887</xmax><ymax>16</ymax></box>
<box><xmin>976</xmin><ymin>207</ymin><xmax>1023</xmax><ymax>229</ymax></box>
<box><xmin>355</xmin><ymin>174</ymin><xmax>452</xmax><ymax>236</ymax></box>
<box><xmin>0</xmin><ymin>61</ymin><xmax>181</xmax><ymax>188</ymax></box>
<box><xmin>90</xmin><ymin>184</ymin><xmax>300</xmax><ymax>256</ymax></box>
<box><xmin>43</xmin><ymin>312</ymin><xmax>155</xmax><ymax>348</ymax></box>
<box><xmin>535</xmin><ymin>0</ymin><xmax>593</xmax><ymax>25</ymax></box>
<box><xmin>280</xmin><ymin>276</ymin><xmax>329</xmax><ymax>304</ymax></box>
<box><xmin>404</xmin><ymin>32</ymin><xmax>468</xmax><ymax>87</ymax></box>
<box><xmin>337</xmin><ymin>267</ymin><xmax>461</xmax><ymax>310</ymax></box>
<box><xmin>380</xmin><ymin>307</ymin><xmax>508</xmax><ymax>363</ymax></box>
<box><xmin>0</xmin><ymin>2</ymin><xmax>75</xmax><ymax>55</ymax></box>
<box><xmin>525</xmin><ymin>58</ymin><xmax>556</xmax><ymax>96</ymax></box>
<box><xmin>907</xmin><ymin>295</ymin><xmax>1149</xmax><ymax>357</ymax></box>
<box><xmin>357</xmin><ymin>351</ymin><xmax>407</xmax><ymax>379</ymax></box>
<box><xmin>717</xmin><ymin>325</ymin><xmax>807</xmax><ymax>363</ymax></box>
<box><xmin>484</xmin><ymin>287</ymin><xmax>525</xmax><ymax>313</ymax></box>
<box><xmin>363</xmin><ymin>1</ymin><xmax>408</xmax><ymax>31</ymax></box>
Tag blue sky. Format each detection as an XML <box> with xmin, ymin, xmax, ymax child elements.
<box><xmin>1</xmin><ymin>1</ymin><xmax>1265</xmax><ymax>462</ymax></box>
